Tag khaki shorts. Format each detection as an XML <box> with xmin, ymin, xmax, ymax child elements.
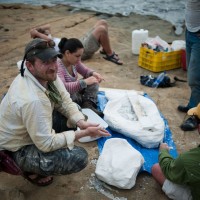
<box><xmin>80</xmin><ymin>29</ymin><xmax>100</xmax><ymax>60</ymax></box>
<box><xmin>162</xmin><ymin>179</ymin><xmax>192</xmax><ymax>200</ymax></box>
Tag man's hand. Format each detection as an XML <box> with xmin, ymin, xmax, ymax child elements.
<box><xmin>77</xmin><ymin>119</ymin><xmax>99</xmax><ymax>130</ymax></box>
<box><xmin>75</xmin><ymin>126</ymin><xmax>111</xmax><ymax>140</ymax></box>
<box><xmin>75</xmin><ymin>120</ymin><xmax>111</xmax><ymax>140</ymax></box>
<box><xmin>159</xmin><ymin>143</ymin><xmax>170</xmax><ymax>151</ymax></box>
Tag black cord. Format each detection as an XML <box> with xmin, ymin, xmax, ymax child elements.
<box><xmin>174</xmin><ymin>76</ymin><xmax>187</xmax><ymax>82</ymax></box>
<box><xmin>20</xmin><ymin>55</ymin><xmax>26</xmax><ymax>77</ymax></box>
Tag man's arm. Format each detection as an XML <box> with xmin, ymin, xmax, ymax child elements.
<box><xmin>53</xmin><ymin>76</ymin><xmax>86</xmax><ymax>127</ymax></box>
<box><xmin>159</xmin><ymin>143</ymin><xmax>188</xmax><ymax>185</ymax></box>
<box><xmin>23</xmin><ymin>99</ymin><xmax>72</xmax><ymax>152</ymax></box>
<box><xmin>23</xmin><ymin>100</ymin><xmax>110</xmax><ymax>152</ymax></box>
<box><xmin>30</xmin><ymin>24</ymin><xmax>52</xmax><ymax>41</ymax></box>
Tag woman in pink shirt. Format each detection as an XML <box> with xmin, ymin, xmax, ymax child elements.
<box><xmin>57</xmin><ymin>37</ymin><xmax>104</xmax><ymax>117</ymax></box>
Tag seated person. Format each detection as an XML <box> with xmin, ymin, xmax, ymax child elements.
<box><xmin>151</xmin><ymin>143</ymin><xmax>200</xmax><ymax>200</ymax></box>
<box><xmin>57</xmin><ymin>37</ymin><xmax>104</xmax><ymax>117</ymax></box>
<box><xmin>0</xmin><ymin>38</ymin><xmax>110</xmax><ymax>186</ymax></box>
<box><xmin>30</xmin><ymin>20</ymin><xmax>123</xmax><ymax>65</ymax></box>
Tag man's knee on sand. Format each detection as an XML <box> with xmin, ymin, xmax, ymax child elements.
<box><xmin>94</xmin><ymin>19</ymin><xmax>108</xmax><ymax>29</ymax></box>
<box><xmin>93</xmin><ymin>20</ymin><xmax>109</xmax><ymax>39</ymax></box>
<box><xmin>12</xmin><ymin>145</ymin><xmax>88</xmax><ymax>176</ymax></box>
<box><xmin>162</xmin><ymin>179</ymin><xmax>192</xmax><ymax>200</ymax></box>
<box><xmin>151</xmin><ymin>163</ymin><xmax>192</xmax><ymax>200</ymax></box>
<box><xmin>92</xmin><ymin>26</ymin><xmax>108</xmax><ymax>41</ymax></box>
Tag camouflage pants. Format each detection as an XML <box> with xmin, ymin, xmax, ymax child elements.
<box><xmin>11</xmin><ymin>111</ymin><xmax>88</xmax><ymax>176</ymax></box>
<box><xmin>11</xmin><ymin>145</ymin><xmax>88</xmax><ymax>176</ymax></box>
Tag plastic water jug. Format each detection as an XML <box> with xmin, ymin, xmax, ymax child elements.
<box><xmin>132</xmin><ymin>29</ymin><xmax>148</xmax><ymax>55</ymax></box>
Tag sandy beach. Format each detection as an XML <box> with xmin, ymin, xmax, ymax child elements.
<box><xmin>0</xmin><ymin>3</ymin><xmax>199</xmax><ymax>200</ymax></box>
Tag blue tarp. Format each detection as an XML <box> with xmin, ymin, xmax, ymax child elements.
<box><xmin>97</xmin><ymin>91</ymin><xmax>178</xmax><ymax>174</ymax></box>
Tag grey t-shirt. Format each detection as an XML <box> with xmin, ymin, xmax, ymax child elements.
<box><xmin>185</xmin><ymin>0</ymin><xmax>200</xmax><ymax>32</ymax></box>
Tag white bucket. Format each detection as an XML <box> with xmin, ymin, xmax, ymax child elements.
<box><xmin>132</xmin><ymin>29</ymin><xmax>148</xmax><ymax>55</ymax></box>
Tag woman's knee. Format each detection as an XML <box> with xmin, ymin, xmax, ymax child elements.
<box><xmin>87</xmin><ymin>83</ymin><xmax>99</xmax><ymax>91</ymax></box>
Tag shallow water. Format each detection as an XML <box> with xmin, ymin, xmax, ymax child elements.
<box><xmin>0</xmin><ymin>0</ymin><xmax>186</xmax><ymax>31</ymax></box>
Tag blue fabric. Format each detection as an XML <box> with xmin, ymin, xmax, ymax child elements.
<box><xmin>140</xmin><ymin>74</ymin><xmax>172</xmax><ymax>88</ymax></box>
<box><xmin>97</xmin><ymin>91</ymin><xmax>178</xmax><ymax>174</ymax></box>
<box><xmin>186</xmin><ymin>29</ymin><xmax>200</xmax><ymax>108</ymax></box>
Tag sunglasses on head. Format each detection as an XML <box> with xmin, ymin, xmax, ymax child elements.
<box><xmin>25</xmin><ymin>40</ymin><xmax>55</xmax><ymax>57</ymax></box>
<box><xmin>20</xmin><ymin>40</ymin><xmax>55</xmax><ymax>77</ymax></box>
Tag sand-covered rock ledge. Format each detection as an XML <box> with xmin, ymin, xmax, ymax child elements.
<box><xmin>0</xmin><ymin>3</ymin><xmax>199</xmax><ymax>200</ymax></box>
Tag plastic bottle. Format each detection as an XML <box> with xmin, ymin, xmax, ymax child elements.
<box><xmin>132</xmin><ymin>29</ymin><xmax>148</xmax><ymax>55</ymax></box>
<box><xmin>152</xmin><ymin>71</ymin><xmax>166</xmax><ymax>88</ymax></box>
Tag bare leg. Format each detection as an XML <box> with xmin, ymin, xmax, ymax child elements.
<box><xmin>151</xmin><ymin>163</ymin><xmax>166</xmax><ymax>186</ymax></box>
<box><xmin>92</xmin><ymin>20</ymin><xmax>123</xmax><ymax>64</ymax></box>
<box><xmin>92</xmin><ymin>20</ymin><xmax>113</xmax><ymax>55</ymax></box>
<box><xmin>28</xmin><ymin>174</ymin><xmax>53</xmax><ymax>184</ymax></box>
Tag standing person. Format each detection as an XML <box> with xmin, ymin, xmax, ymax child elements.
<box><xmin>57</xmin><ymin>37</ymin><xmax>104</xmax><ymax>117</ymax></box>
<box><xmin>0</xmin><ymin>38</ymin><xmax>110</xmax><ymax>186</ymax></box>
<box><xmin>178</xmin><ymin>0</ymin><xmax>200</xmax><ymax>130</ymax></box>
<box><xmin>151</xmin><ymin>143</ymin><xmax>200</xmax><ymax>200</ymax></box>
<box><xmin>180</xmin><ymin>103</ymin><xmax>200</xmax><ymax>131</ymax></box>
<box><xmin>30</xmin><ymin>20</ymin><xmax>123</xmax><ymax>65</ymax></box>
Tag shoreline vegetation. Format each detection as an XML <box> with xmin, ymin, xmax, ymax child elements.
<box><xmin>0</xmin><ymin>3</ymin><xmax>199</xmax><ymax>200</ymax></box>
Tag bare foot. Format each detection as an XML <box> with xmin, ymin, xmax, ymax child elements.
<box><xmin>28</xmin><ymin>174</ymin><xmax>53</xmax><ymax>185</ymax></box>
<box><xmin>23</xmin><ymin>172</ymin><xmax>53</xmax><ymax>186</ymax></box>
